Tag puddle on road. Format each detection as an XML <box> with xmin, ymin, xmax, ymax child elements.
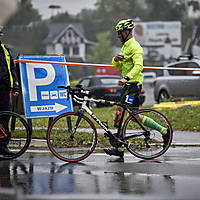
<box><xmin>0</xmin><ymin>152</ymin><xmax>200</xmax><ymax>200</ymax></box>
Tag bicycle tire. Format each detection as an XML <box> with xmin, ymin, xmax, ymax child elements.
<box><xmin>0</xmin><ymin>111</ymin><xmax>31</xmax><ymax>160</ymax></box>
<box><xmin>122</xmin><ymin>108</ymin><xmax>173</xmax><ymax>159</ymax></box>
<box><xmin>47</xmin><ymin>112</ymin><xmax>97</xmax><ymax>162</ymax></box>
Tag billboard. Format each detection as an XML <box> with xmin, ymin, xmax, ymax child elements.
<box><xmin>132</xmin><ymin>21</ymin><xmax>182</xmax><ymax>61</ymax></box>
<box><xmin>133</xmin><ymin>21</ymin><xmax>181</xmax><ymax>46</ymax></box>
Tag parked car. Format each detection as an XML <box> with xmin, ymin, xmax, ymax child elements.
<box><xmin>143</xmin><ymin>72</ymin><xmax>156</xmax><ymax>85</ymax></box>
<box><xmin>76</xmin><ymin>75</ymin><xmax>145</xmax><ymax>108</ymax></box>
<box><xmin>154</xmin><ymin>55</ymin><xmax>200</xmax><ymax>103</ymax></box>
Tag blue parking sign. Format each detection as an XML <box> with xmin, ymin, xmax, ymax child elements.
<box><xmin>19</xmin><ymin>55</ymin><xmax>73</xmax><ymax>118</ymax></box>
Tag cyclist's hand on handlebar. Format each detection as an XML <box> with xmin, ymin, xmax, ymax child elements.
<box><xmin>118</xmin><ymin>78</ymin><xmax>127</xmax><ymax>86</ymax></box>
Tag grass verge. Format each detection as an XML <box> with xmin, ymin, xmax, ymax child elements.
<box><xmin>27</xmin><ymin>104</ymin><xmax>200</xmax><ymax>140</ymax></box>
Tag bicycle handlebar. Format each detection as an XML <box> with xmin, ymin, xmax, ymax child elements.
<box><xmin>58</xmin><ymin>85</ymin><xmax>90</xmax><ymax>96</ymax></box>
<box><xmin>58</xmin><ymin>85</ymin><xmax>116</xmax><ymax>106</ymax></box>
<box><xmin>58</xmin><ymin>81</ymin><xmax>139</xmax><ymax>96</ymax></box>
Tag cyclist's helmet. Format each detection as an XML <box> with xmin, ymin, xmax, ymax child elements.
<box><xmin>115</xmin><ymin>19</ymin><xmax>135</xmax><ymax>32</ymax></box>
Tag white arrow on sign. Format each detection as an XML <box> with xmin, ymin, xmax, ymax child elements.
<box><xmin>30</xmin><ymin>103</ymin><xmax>67</xmax><ymax>113</ymax></box>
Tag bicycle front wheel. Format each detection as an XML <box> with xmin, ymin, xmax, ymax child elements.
<box><xmin>0</xmin><ymin>111</ymin><xmax>31</xmax><ymax>160</ymax></box>
<box><xmin>122</xmin><ymin>109</ymin><xmax>173</xmax><ymax>159</ymax></box>
<box><xmin>47</xmin><ymin>112</ymin><xmax>97</xmax><ymax>162</ymax></box>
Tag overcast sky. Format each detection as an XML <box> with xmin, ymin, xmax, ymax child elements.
<box><xmin>31</xmin><ymin>0</ymin><xmax>97</xmax><ymax>19</ymax></box>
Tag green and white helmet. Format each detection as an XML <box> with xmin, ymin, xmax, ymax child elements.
<box><xmin>115</xmin><ymin>19</ymin><xmax>135</xmax><ymax>31</ymax></box>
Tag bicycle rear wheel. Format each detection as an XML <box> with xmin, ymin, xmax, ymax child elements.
<box><xmin>47</xmin><ymin>112</ymin><xmax>97</xmax><ymax>162</ymax></box>
<box><xmin>0</xmin><ymin>111</ymin><xmax>31</xmax><ymax>160</ymax></box>
<box><xmin>122</xmin><ymin>109</ymin><xmax>173</xmax><ymax>159</ymax></box>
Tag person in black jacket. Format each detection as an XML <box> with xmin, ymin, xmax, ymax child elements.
<box><xmin>0</xmin><ymin>27</ymin><xmax>20</xmax><ymax>156</ymax></box>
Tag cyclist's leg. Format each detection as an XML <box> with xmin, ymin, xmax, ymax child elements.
<box><xmin>131</xmin><ymin>103</ymin><xmax>170</xmax><ymax>148</ymax></box>
<box><xmin>140</xmin><ymin>115</ymin><xmax>167</xmax><ymax>134</ymax></box>
<box><xmin>114</xmin><ymin>85</ymin><xmax>134</xmax><ymax>136</ymax></box>
<box><xmin>125</xmin><ymin>83</ymin><xmax>169</xmax><ymax>135</ymax></box>
<box><xmin>124</xmin><ymin>109</ymin><xmax>172</xmax><ymax>159</ymax></box>
<box><xmin>140</xmin><ymin>114</ymin><xmax>171</xmax><ymax>147</ymax></box>
<box><xmin>104</xmin><ymin>84</ymin><xmax>140</xmax><ymax>157</ymax></box>
<box><xmin>134</xmin><ymin>111</ymin><xmax>170</xmax><ymax>147</ymax></box>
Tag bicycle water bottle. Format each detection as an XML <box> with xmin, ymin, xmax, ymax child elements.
<box><xmin>114</xmin><ymin>111</ymin><xmax>121</xmax><ymax>127</ymax></box>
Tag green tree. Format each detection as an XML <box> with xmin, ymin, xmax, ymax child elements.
<box><xmin>143</xmin><ymin>0</ymin><xmax>186</xmax><ymax>21</ymax></box>
<box><xmin>188</xmin><ymin>0</ymin><xmax>200</xmax><ymax>12</ymax></box>
<box><xmin>87</xmin><ymin>31</ymin><xmax>114</xmax><ymax>64</ymax></box>
<box><xmin>6</xmin><ymin>0</ymin><xmax>41</xmax><ymax>26</ymax></box>
<box><xmin>50</xmin><ymin>11</ymin><xmax>77</xmax><ymax>23</ymax></box>
<box><xmin>93</xmin><ymin>0</ymin><xmax>144</xmax><ymax>45</ymax></box>
<box><xmin>77</xmin><ymin>9</ymin><xmax>99</xmax><ymax>42</ymax></box>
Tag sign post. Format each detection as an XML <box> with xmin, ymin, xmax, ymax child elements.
<box><xmin>18</xmin><ymin>55</ymin><xmax>73</xmax><ymax>119</ymax></box>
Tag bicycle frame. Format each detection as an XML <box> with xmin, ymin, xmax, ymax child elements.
<box><xmin>73</xmin><ymin>94</ymin><xmax>150</xmax><ymax>146</ymax></box>
<box><xmin>76</xmin><ymin>96</ymin><xmax>118</xmax><ymax>143</ymax></box>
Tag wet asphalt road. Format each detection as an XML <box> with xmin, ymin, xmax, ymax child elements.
<box><xmin>1</xmin><ymin>147</ymin><xmax>200</xmax><ymax>200</ymax></box>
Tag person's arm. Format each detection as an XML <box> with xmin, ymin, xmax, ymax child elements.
<box><xmin>112</xmin><ymin>54</ymin><xmax>124</xmax><ymax>71</ymax></box>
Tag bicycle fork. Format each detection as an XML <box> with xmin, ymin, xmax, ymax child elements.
<box><xmin>69</xmin><ymin>111</ymin><xmax>84</xmax><ymax>139</ymax></box>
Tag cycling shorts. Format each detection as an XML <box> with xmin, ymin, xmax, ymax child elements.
<box><xmin>119</xmin><ymin>82</ymin><xmax>142</xmax><ymax>110</ymax></box>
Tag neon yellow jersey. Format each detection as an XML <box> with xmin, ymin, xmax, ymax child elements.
<box><xmin>112</xmin><ymin>37</ymin><xmax>143</xmax><ymax>85</ymax></box>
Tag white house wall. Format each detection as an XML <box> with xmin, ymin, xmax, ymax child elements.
<box><xmin>79</xmin><ymin>43</ymin><xmax>85</xmax><ymax>61</ymax></box>
<box><xmin>55</xmin><ymin>43</ymin><xmax>63</xmax><ymax>54</ymax></box>
<box><xmin>46</xmin><ymin>44</ymin><xmax>54</xmax><ymax>54</ymax></box>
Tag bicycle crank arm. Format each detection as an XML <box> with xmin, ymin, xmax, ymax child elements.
<box><xmin>115</xmin><ymin>138</ymin><xmax>130</xmax><ymax>148</ymax></box>
<box><xmin>123</xmin><ymin>133</ymin><xmax>144</xmax><ymax>140</ymax></box>
<box><xmin>144</xmin><ymin>138</ymin><xmax>150</xmax><ymax>148</ymax></box>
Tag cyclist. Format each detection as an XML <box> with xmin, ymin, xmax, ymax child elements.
<box><xmin>104</xmin><ymin>19</ymin><xmax>170</xmax><ymax>158</ymax></box>
<box><xmin>0</xmin><ymin>26</ymin><xmax>20</xmax><ymax>156</ymax></box>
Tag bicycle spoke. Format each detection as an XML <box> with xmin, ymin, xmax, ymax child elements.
<box><xmin>0</xmin><ymin>112</ymin><xmax>31</xmax><ymax>160</ymax></box>
<box><xmin>47</xmin><ymin>112</ymin><xmax>97</xmax><ymax>162</ymax></box>
<box><xmin>123</xmin><ymin>109</ymin><xmax>173</xmax><ymax>159</ymax></box>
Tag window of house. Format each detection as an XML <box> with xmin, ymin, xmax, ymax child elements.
<box><xmin>64</xmin><ymin>46</ymin><xmax>70</xmax><ymax>56</ymax></box>
<box><xmin>68</xmin><ymin>31</ymin><xmax>72</xmax><ymax>37</ymax></box>
<box><xmin>73</xmin><ymin>46</ymin><xmax>79</xmax><ymax>55</ymax></box>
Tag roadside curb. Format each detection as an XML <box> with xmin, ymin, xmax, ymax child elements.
<box><xmin>153</xmin><ymin>100</ymin><xmax>200</xmax><ymax>109</ymax></box>
<box><xmin>171</xmin><ymin>143</ymin><xmax>200</xmax><ymax>147</ymax></box>
<box><xmin>28</xmin><ymin>139</ymin><xmax>200</xmax><ymax>149</ymax></box>
<box><xmin>30</xmin><ymin>139</ymin><xmax>47</xmax><ymax>148</ymax></box>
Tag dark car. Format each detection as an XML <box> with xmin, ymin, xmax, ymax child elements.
<box><xmin>76</xmin><ymin>75</ymin><xmax>145</xmax><ymax>108</ymax></box>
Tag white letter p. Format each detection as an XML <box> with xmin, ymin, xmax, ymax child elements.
<box><xmin>26</xmin><ymin>63</ymin><xmax>55</xmax><ymax>101</ymax></box>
